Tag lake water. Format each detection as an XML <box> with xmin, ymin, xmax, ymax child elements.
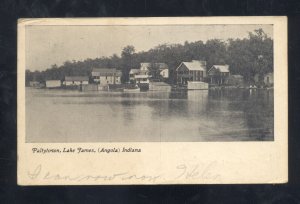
<box><xmin>25</xmin><ymin>88</ymin><xmax>274</xmax><ymax>142</ymax></box>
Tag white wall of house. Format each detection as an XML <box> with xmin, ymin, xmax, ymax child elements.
<box><xmin>135</xmin><ymin>75</ymin><xmax>150</xmax><ymax>84</ymax></box>
<box><xmin>140</xmin><ymin>64</ymin><xmax>150</xmax><ymax>71</ymax></box>
<box><xmin>160</xmin><ymin>69</ymin><xmax>169</xmax><ymax>78</ymax></box>
<box><xmin>29</xmin><ymin>81</ymin><xmax>40</xmax><ymax>87</ymax></box>
<box><xmin>95</xmin><ymin>76</ymin><xmax>121</xmax><ymax>85</ymax></box>
<box><xmin>187</xmin><ymin>81</ymin><xmax>209</xmax><ymax>90</ymax></box>
<box><xmin>100</xmin><ymin>76</ymin><xmax>113</xmax><ymax>85</ymax></box>
<box><xmin>65</xmin><ymin>81</ymin><xmax>89</xmax><ymax>86</ymax></box>
<box><xmin>136</xmin><ymin>78</ymin><xmax>149</xmax><ymax>84</ymax></box>
<box><xmin>46</xmin><ymin>80</ymin><xmax>61</xmax><ymax>88</ymax></box>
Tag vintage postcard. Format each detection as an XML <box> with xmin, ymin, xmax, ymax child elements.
<box><xmin>18</xmin><ymin>17</ymin><xmax>288</xmax><ymax>185</ymax></box>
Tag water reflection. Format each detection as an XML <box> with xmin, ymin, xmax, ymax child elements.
<box><xmin>26</xmin><ymin>88</ymin><xmax>274</xmax><ymax>142</ymax></box>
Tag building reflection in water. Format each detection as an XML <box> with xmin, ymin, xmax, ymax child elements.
<box><xmin>26</xmin><ymin>88</ymin><xmax>274</xmax><ymax>142</ymax></box>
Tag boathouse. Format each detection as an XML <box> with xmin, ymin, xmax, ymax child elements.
<box><xmin>91</xmin><ymin>68</ymin><xmax>122</xmax><ymax>85</ymax></box>
<box><xmin>207</xmin><ymin>65</ymin><xmax>230</xmax><ymax>85</ymax></box>
<box><xmin>134</xmin><ymin>74</ymin><xmax>150</xmax><ymax>90</ymax></box>
<box><xmin>254</xmin><ymin>72</ymin><xmax>274</xmax><ymax>86</ymax></box>
<box><xmin>64</xmin><ymin>76</ymin><xmax>89</xmax><ymax>86</ymax></box>
<box><xmin>129</xmin><ymin>69</ymin><xmax>141</xmax><ymax>81</ymax></box>
<box><xmin>176</xmin><ymin>60</ymin><xmax>207</xmax><ymax>85</ymax></box>
<box><xmin>29</xmin><ymin>81</ymin><xmax>41</xmax><ymax>87</ymax></box>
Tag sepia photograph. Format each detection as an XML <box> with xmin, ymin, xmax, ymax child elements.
<box><xmin>18</xmin><ymin>17</ymin><xmax>287</xmax><ymax>185</ymax></box>
<box><xmin>24</xmin><ymin>23</ymin><xmax>274</xmax><ymax>143</ymax></box>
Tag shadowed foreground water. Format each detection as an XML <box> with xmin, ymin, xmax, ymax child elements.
<box><xmin>26</xmin><ymin>88</ymin><xmax>274</xmax><ymax>142</ymax></box>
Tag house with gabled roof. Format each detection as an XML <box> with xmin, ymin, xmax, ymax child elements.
<box><xmin>254</xmin><ymin>72</ymin><xmax>273</xmax><ymax>86</ymax></box>
<box><xmin>207</xmin><ymin>65</ymin><xmax>230</xmax><ymax>85</ymax></box>
<box><xmin>91</xmin><ymin>68</ymin><xmax>122</xmax><ymax>85</ymax></box>
<box><xmin>139</xmin><ymin>62</ymin><xmax>169</xmax><ymax>79</ymax></box>
<box><xmin>140</xmin><ymin>63</ymin><xmax>151</xmax><ymax>72</ymax></box>
<box><xmin>129</xmin><ymin>69</ymin><xmax>142</xmax><ymax>81</ymax></box>
<box><xmin>176</xmin><ymin>60</ymin><xmax>207</xmax><ymax>85</ymax></box>
<box><xmin>155</xmin><ymin>63</ymin><xmax>169</xmax><ymax>79</ymax></box>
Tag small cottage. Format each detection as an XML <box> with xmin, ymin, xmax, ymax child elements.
<box><xmin>64</xmin><ymin>76</ymin><xmax>89</xmax><ymax>86</ymax></box>
<box><xmin>176</xmin><ymin>60</ymin><xmax>207</xmax><ymax>85</ymax></box>
<box><xmin>264</xmin><ymin>72</ymin><xmax>273</xmax><ymax>85</ymax></box>
<box><xmin>207</xmin><ymin>65</ymin><xmax>230</xmax><ymax>85</ymax></box>
<box><xmin>45</xmin><ymin>80</ymin><xmax>61</xmax><ymax>88</ymax></box>
<box><xmin>140</xmin><ymin>63</ymin><xmax>151</xmax><ymax>73</ymax></box>
<box><xmin>29</xmin><ymin>81</ymin><xmax>40</xmax><ymax>87</ymax></box>
<box><xmin>91</xmin><ymin>68</ymin><xmax>122</xmax><ymax>85</ymax></box>
<box><xmin>135</xmin><ymin>74</ymin><xmax>150</xmax><ymax>84</ymax></box>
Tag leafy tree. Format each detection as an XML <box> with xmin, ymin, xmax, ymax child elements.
<box><xmin>25</xmin><ymin>29</ymin><xmax>273</xmax><ymax>86</ymax></box>
<box><xmin>121</xmin><ymin>45</ymin><xmax>135</xmax><ymax>82</ymax></box>
<box><xmin>227</xmin><ymin>29</ymin><xmax>273</xmax><ymax>82</ymax></box>
<box><xmin>204</xmin><ymin>39</ymin><xmax>228</xmax><ymax>68</ymax></box>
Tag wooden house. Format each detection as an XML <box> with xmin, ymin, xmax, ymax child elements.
<box><xmin>254</xmin><ymin>72</ymin><xmax>274</xmax><ymax>86</ymax></box>
<box><xmin>207</xmin><ymin>65</ymin><xmax>230</xmax><ymax>85</ymax></box>
<box><xmin>91</xmin><ymin>68</ymin><xmax>122</xmax><ymax>85</ymax></box>
<box><xmin>129</xmin><ymin>69</ymin><xmax>141</xmax><ymax>81</ymax></box>
<box><xmin>29</xmin><ymin>81</ymin><xmax>41</xmax><ymax>87</ymax></box>
<box><xmin>45</xmin><ymin>80</ymin><xmax>61</xmax><ymax>88</ymax></box>
<box><xmin>134</xmin><ymin>74</ymin><xmax>150</xmax><ymax>90</ymax></box>
<box><xmin>225</xmin><ymin>75</ymin><xmax>244</xmax><ymax>86</ymax></box>
<box><xmin>140</xmin><ymin>63</ymin><xmax>151</xmax><ymax>73</ymax></box>
<box><xmin>140</xmin><ymin>62</ymin><xmax>169</xmax><ymax>79</ymax></box>
<box><xmin>176</xmin><ymin>60</ymin><xmax>207</xmax><ymax>85</ymax></box>
<box><xmin>64</xmin><ymin>76</ymin><xmax>89</xmax><ymax>86</ymax></box>
<box><xmin>160</xmin><ymin>68</ymin><xmax>169</xmax><ymax>79</ymax></box>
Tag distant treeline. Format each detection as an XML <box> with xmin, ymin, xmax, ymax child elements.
<box><xmin>26</xmin><ymin>29</ymin><xmax>273</xmax><ymax>85</ymax></box>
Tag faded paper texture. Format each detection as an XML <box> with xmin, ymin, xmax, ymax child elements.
<box><xmin>18</xmin><ymin>17</ymin><xmax>288</xmax><ymax>185</ymax></box>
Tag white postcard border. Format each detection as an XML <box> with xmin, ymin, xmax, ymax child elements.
<box><xmin>18</xmin><ymin>17</ymin><xmax>288</xmax><ymax>185</ymax></box>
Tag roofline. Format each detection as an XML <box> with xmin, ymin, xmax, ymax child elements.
<box><xmin>207</xmin><ymin>66</ymin><xmax>214</xmax><ymax>73</ymax></box>
<box><xmin>92</xmin><ymin>68</ymin><xmax>117</xmax><ymax>71</ymax></box>
<box><xmin>208</xmin><ymin>65</ymin><xmax>230</xmax><ymax>73</ymax></box>
<box><xmin>175</xmin><ymin>62</ymin><xmax>184</xmax><ymax>71</ymax></box>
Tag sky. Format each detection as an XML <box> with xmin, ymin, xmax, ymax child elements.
<box><xmin>25</xmin><ymin>24</ymin><xmax>273</xmax><ymax>71</ymax></box>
